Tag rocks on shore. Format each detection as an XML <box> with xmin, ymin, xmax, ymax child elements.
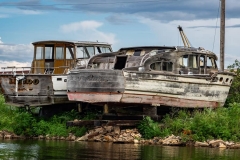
<box><xmin>1</xmin><ymin>127</ymin><xmax>240</xmax><ymax>149</ymax></box>
<box><xmin>76</xmin><ymin>126</ymin><xmax>141</xmax><ymax>143</ymax></box>
<box><xmin>0</xmin><ymin>130</ymin><xmax>18</xmax><ymax>139</ymax></box>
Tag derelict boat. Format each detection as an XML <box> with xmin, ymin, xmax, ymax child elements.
<box><xmin>0</xmin><ymin>40</ymin><xmax>112</xmax><ymax>107</ymax></box>
<box><xmin>67</xmin><ymin>46</ymin><xmax>235</xmax><ymax>108</ymax></box>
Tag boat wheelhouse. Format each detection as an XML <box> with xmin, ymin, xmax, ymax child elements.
<box><xmin>67</xmin><ymin>46</ymin><xmax>234</xmax><ymax>108</ymax></box>
<box><xmin>0</xmin><ymin>40</ymin><xmax>112</xmax><ymax>107</ymax></box>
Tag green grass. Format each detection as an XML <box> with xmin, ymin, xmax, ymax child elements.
<box><xmin>138</xmin><ymin>103</ymin><xmax>240</xmax><ymax>141</ymax></box>
<box><xmin>0</xmin><ymin>95</ymin><xmax>87</xmax><ymax>137</ymax></box>
<box><xmin>1</xmin><ymin>93</ymin><xmax>240</xmax><ymax>142</ymax></box>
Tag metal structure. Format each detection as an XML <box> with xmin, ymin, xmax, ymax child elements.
<box><xmin>178</xmin><ymin>25</ymin><xmax>191</xmax><ymax>48</ymax></box>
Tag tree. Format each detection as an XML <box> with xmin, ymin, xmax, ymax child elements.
<box><xmin>225</xmin><ymin>59</ymin><xmax>240</xmax><ymax>106</ymax></box>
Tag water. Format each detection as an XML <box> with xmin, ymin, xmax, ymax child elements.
<box><xmin>0</xmin><ymin>139</ymin><xmax>239</xmax><ymax>160</ymax></box>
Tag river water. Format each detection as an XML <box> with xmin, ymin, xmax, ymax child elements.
<box><xmin>0</xmin><ymin>139</ymin><xmax>239</xmax><ymax>160</ymax></box>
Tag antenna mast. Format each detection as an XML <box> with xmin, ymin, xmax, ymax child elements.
<box><xmin>220</xmin><ymin>0</ymin><xmax>225</xmax><ymax>71</ymax></box>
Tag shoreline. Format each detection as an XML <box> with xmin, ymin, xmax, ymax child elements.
<box><xmin>1</xmin><ymin>126</ymin><xmax>240</xmax><ymax>149</ymax></box>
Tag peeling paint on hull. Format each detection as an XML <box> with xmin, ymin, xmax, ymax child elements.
<box><xmin>67</xmin><ymin>69</ymin><xmax>233</xmax><ymax>108</ymax></box>
<box><xmin>0</xmin><ymin>74</ymin><xmax>70</xmax><ymax>106</ymax></box>
<box><xmin>67</xmin><ymin>92</ymin><xmax>220</xmax><ymax>108</ymax></box>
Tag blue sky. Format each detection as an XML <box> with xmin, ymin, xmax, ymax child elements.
<box><xmin>0</xmin><ymin>0</ymin><xmax>240</xmax><ymax>68</ymax></box>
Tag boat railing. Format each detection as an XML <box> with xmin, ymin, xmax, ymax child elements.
<box><xmin>0</xmin><ymin>66</ymin><xmax>70</xmax><ymax>75</ymax></box>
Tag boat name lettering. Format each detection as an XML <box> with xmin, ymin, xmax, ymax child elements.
<box><xmin>9</xmin><ymin>78</ymin><xmax>39</xmax><ymax>85</ymax></box>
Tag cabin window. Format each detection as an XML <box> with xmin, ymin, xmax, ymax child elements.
<box><xmin>94</xmin><ymin>46</ymin><xmax>111</xmax><ymax>54</ymax></box>
<box><xmin>207</xmin><ymin>57</ymin><xmax>216</xmax><ymax>68</ymax></box>
<box><xmin>100</xmin><ymin>47</ymin><xmax>111</xmax><ymax>53</ymax></box>
<box><xmin>56</xmin><ymin>47</ymin><xmax>64</xmax><ymax>59</ymax></box>
<box><xmin>189</xmin><ymin>55</ymin><xmax>198</xmax><ymax>68</ymax></box>
<box><xmin>36</xmin><ymin>46</ymin><xmax>43</xmax><ymax>59</ymax></box>
<box><xmin>45</xmin><ymin>46</ymin><xmax>53</xmax><ymax>59</ymax></box>
<box><xmin>178</xmin><ymin>55</ymin><xmax>188</xmax><ymax>66</ymax></box>
<box><xmin>133</xmin><ymin>50</ymin><xmax>141</xmax><ymax>56</ymax></box>
<box><xmin>95</xmin><ymin>47</ymin><xmax>102</xmax><ymax>54</ymax></box>
<box><xmin>86</xmin><ymin>47</ymin><xmax>95</xmax><ymax>57</ymax></box>
<box><xmin>150</xmin><ymin>61</ymin><xmax>173</xmax><ymax>72</ymax></box>
<box><xmin>76</xmin><ymin>47</ymin><xmax>88</xmax><ymax>59</ymax></box>
<box><xmin>150</xmin><ymin>62</ymin><xmax>161</xmax><ymax>70</ymax></box>
<box><xmin>162</xmin><ymin>62</ymin><xmax>173</xmax><ymax>71</ymax></box>
<box><xmin>66</xmin><ymin>46</ymin><xmax>74</xmax><ymax>59</ymax></box>
<box><xmin>200</xmin><ymin>55</ymin><xmax>205</xmax><ymax>67</ymax></box>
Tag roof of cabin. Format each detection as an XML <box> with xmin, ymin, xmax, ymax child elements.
<box><xmin>32</xmin><ymin>40</ymin><xmax>111</xmax><ymax>46</ymax></box>
<box><xmin>119</xmin><ymin>46</ymin><xmax>176</xmax><ymax>51</ymax></box>
<box><xmin>119</xmin><ymin>46</ymin><xmax>217</xmax><ymax>56</ymax></box>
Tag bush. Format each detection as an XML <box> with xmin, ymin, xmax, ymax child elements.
<box><xmin>12</xmin><ymin>112</ymin><xmax>37</xmax><ymax>136</ymax></box>
<box><xmin>0</xmin><ymin>95</ymin><xmax>16</xmax><ymax>131</ymax></box>
<box><xmin>138</xmin><ymin>116</ymin><xmax>161</xmax><ymax>139</ymax></box>
<box><xmin>159</xmin><ymin>103</ymin><xmax>240</xmax><ymax>141</ymax></box>
<box><xmin>69</xmin><ymin>126</ymin><xmax>87</xmax><ymax>137</ymax></box>
<box><xmin>0</xmin><ymin>96</ymin><xmax>89</xmax><ymax>137</ymax></box>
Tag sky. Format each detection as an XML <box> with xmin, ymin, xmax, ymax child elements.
<box><xmin>0</xmin><ymin>0</ymin><xmax>240</xmax><ymax>69</ymax></box>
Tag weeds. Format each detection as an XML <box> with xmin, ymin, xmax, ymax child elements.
<box><xmin>137</xmin><ymin>103</ymin><xmax>240</xmax><ymax>141</ymax></box>
<box><xmin>0</xmin><ymin>95</ymin><xmax>89</xmax><ymax>137</ymax></box>
<box><xmin>138</xmin><ymin>116</ymin><xmax>161</xmax><ymax>139</ymax></box>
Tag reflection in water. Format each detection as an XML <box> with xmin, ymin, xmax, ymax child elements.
<box><xmin>0</xmin><ymin>139</ymin><xmax>240</xmax><ymax>160</ymax></box>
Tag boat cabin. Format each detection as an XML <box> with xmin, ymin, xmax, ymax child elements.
<box><xmin>32</xmin><ymin>40</ymin><xmax>112</xmax><ymax>74</ymax></box>
<box><xmin>86</xmin><ymin>46</ymin><xmax>218</xmax><ymax>75</ymax></box>
<box><xmin>145</xmin><ymin>47</ymin><xmax>218</xmax><ymax>75</ymax></box>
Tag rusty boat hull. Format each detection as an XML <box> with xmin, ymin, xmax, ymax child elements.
<box><xmin>0</xmin><ymin>74</ymin><xmax>69</xmax><ymax>106</ymax></box>
<box><xmin>67</xmin><ymin>25</ymin><xmax>235</xmax><ymax>109</ymax></box>
<box><xmin>67</xmin><ymin>69</ymin><xmax>234</xmax><ymax>108</ymax></box>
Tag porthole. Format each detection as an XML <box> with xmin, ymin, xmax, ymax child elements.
<box><xmin>230</xmin><ymin>79</ymin><xmax>233</xmax><ymax>83</ymax></box>
<box><xmin>226</xmin><ymin>78</ymin><xmax>229</xmax><ymax>82</ymax></box>
<box><xmin>26</xmin><ymin>79</ymin><xmax>33</xmax><ymax>84</ymax></box>
<box><xmin>33</xmin><ymin>79</ymin><xmax>39</xmax><ymax>85</ymax></box>
<box><xmin>219</xmin><ymin>77</ymin><xmax>223</xmax><ymax>82</ymax></box>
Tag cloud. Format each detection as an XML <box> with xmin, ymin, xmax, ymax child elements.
<box><xmin>0</xmin><ymin>61</ymin><xmax>31</xmax><ymax>71</ymax></box>
<box><xmin>60</xmin><ymin>21</ymin><xmax>103</xmax><ymax>32</ymax></box>
<box><xmin>0</xmin><ymin>38</ymin><xmax>33</xmax><ymax>71</ymax></box>
<box><xmin>106</xmin><ymin>14</ymin><xmax>133</xmax><ymax>25</ymax></box>
<box><xmin>0</xmin><ymin>6</ymin><xmax>43</xmax><ymax>17</ymax></box>
<box><xmin>60</xmin><ymin>20</ymin><xmax>118</xmax><ymax>44</ymax></box>
<box><xmin>0</xmin><ymin>41</ymin><xmax>33</xmax><ymax>63</ymax></box>
<box><xmin>1</xmin><ymin>0</ymin><xmax>240</xmax><ymax>22</ymax></box>
<box><xmin>138</xmin><ymin>17</ymin><xmax>240</xmax><ymax>66</ymax></box>
<box><xmin>0</xmin><ymin>14</ymin><xmax>8</xmax><ymax>18</ymax></box>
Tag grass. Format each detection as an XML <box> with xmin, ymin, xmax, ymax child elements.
<box><xmin>1</xmin><ymin>93</ymin><xmax>240</xmax><ymax>142</ymax></box>
<box><xmin>138</xmin><ymin>103</ymin><xmax>240</xmax><ymax>142</ymax></box>
<box><xmin>0</xmin><ymin>94</ymin><xmax>88</xmax><ymax>137</ymax></box>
